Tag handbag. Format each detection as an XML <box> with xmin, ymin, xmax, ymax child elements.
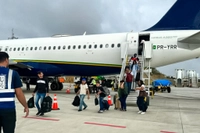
<box><xmin>139</xmin><ymin>91</ymin><xmax>147</xmax><ymax>97</ymax></box>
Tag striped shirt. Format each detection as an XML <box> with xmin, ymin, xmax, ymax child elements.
<box><xmin>0</xmin><ymin>67</ymin><xmax>22</xmax><ymax>110</ymax></box>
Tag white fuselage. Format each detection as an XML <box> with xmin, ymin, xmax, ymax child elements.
<box><xmin>0</xmin><ymin>30</ymin><xmax>199</xmax><ymax>69</ymax></box>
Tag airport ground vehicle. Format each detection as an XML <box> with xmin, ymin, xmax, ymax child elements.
<box><xmin>152</xmin><ymin>79</ymin><xmax>172</xmax><ymax>93</ymax></box>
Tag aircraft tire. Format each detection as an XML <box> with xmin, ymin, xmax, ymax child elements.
<box><xmin>167</xmin><ymin>87</ymin><xmax>171</xmax><ymax>93</ymax></box>
<box><xmin>51</xmin><ymin>81</ymin><xmax>60</xmax><ymax>91</ymax></box>
<box><xmin>58</xmin><ymin>82</ymin><xmax>63</xmax><ymax>90</ymax></box>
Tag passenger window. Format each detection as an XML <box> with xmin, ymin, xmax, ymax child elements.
<box><xmin>53</xmin><ymin>46</ymin><xmax>56</xmax><ymax>50</ymax></box>
<box><xmin>5</xmin><ymin>47</ymin><xmax>8</xmax><ymax>51</ymax></box>
<box><xmin>34</xmin><ymin>47</ymin><xmax>37</xmax><ymax>50</ymax></box>
<box><xmin>26</xmin><ymin>47</ymin><xmax>29</xmax><ymax>51</ymax></box>
<box><xmin>117</xmin><ymin>43</ymin><xmax>121</xmax><ymax>47</ymax></box>
<box><xmin>58</xmin><ymin>46</ymin><xmax>61</xmax><ymax>50</ymax></box>
<box><xmin>44</xmin><ymin>46</ymin><xmax>47</xmax><ymax>50</ymax></box>
<box><xmin>22</xmin><ymin>47</ymin><xmax>24</xmax><ymax>51</ymax></box>
<box><xmin>111</xmin><ymin>44</ymin><xmax>114</xmax><ymax>48</ymax></box>
<box><xmin>68</xmin><ymin>46</ymin><xmax>71</xmax><ymax>49</ymax></box>
<box><xmin>30</xmin><ymin>47</ymin><xmax>33</xmax><ymax>50</ymax></box>
<box><xmin>89</xmin><ymin>45</ymin><xmax>92</xmax><ymax>49</ymax></box>
<box><xmin>18</xmin><ymin>47</ymin><xmax>20</xmax><ymax>51</ymax></box>
<box><xmin>73</xmin><ymin>45</ymin><xmax>76</xmax><ymax>49</ymax></box>
<box><xmin>83</xmin><ymin>45</ymin><xmax>86</xmax><ymax>49</ymax></box>
<box><xmin>63</xmin><ymin>46</ymin><xmax>66</xmax><ymax>50</ymax></box>
<box><xmin>105</xmin><ymin>44</ymin><xmax>109</xmax><ymax>48</ymax></box>
<box><xmin>13</xmin><ymin>48</ymin><xmax>16</xmax><ymax>51</ymax></box>
<box><xmin>9</xmin><ymin>48</ymin><xmax>12</xmax><ymax>51</ymax></box>
<box><xmin>94</xmin><ymin>45</ymin><xmax>97</xmax><ymax>48</ymax></box>
<box><xmin>48</xmin><ymin>46</ymin><xmax>51</xmax><ymax>50</ymax></box>
<box><xmin>78</xmin><ymin>45</ymin><xmax>81</xmax><ymax>49</ymax></box>
<box><xmin>100</xmin><ymin>44</ymin><xmax>103</xmax><ymax>48</ymax></box>
<box><xmin>0</xmin><ymin>47</ymin><xmax>2</xmax><ymax>51</ymax></box>
<box><xmin>39</xmin><ymin>46</ymin><xmax>42</xmax><ymax>50</ymax></box>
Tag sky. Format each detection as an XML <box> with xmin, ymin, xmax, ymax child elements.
<box><xmin>0</xmin><ymin>0</ymin><xmax>199</xmax><ymax>77</ymax></box>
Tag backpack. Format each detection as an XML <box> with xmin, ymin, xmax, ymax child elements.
<box><xmin>72</xmin><ymin>95</ymin><xmax>80</xmax><ymax>106</ymax></box>
<box><xmin>41</xmin><ymin>96</ymin><xmax>53</xmax><ymax>113</ymax></box>
<box><xmin>27</xmin><ymin>97</ymin><xmax>35</xmax><ymax>108</ymax></box>
<box><xmin>102</xmin><ymin>86</ymin><xmax>110</xmax><ymax>96</ymax></box>
<box><xmin>126</xmin><ymin>73</ymin><xmax>133</xmax><ymax>82</ymax></box>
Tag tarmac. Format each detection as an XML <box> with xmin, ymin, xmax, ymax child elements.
<box><xmin>14</xmin><ymin>84</ymin><xmax>200</xmax><ymax>133</ymax></box>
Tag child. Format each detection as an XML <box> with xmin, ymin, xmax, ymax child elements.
<box><xmin>118</xmin><ymin>80</ymin><xmax>128</xmax><ymax>111</ymax></box>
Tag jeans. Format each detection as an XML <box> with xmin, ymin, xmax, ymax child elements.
<box><xmin>119</xmin><ymin>95</ymin><xmax>127</xmax><ymax>110</ymax></box>
<box><xmin>99</xmin><ymin>97</ymin><xmax>104</xmax><ymax>111</ymax></box>
<box><xmin>0</xmin><ymin>110</ymin><xmax>16</xmax><ymax>133</ymax></box>
<box><xmin>35</xmin><ymin>93</ymin><xmax>46</xmax><ymax>112</ymax></box>
<box><xmin>126</xmin><ymin>82</ymin><xmax>132</xmax><ymax>94</ymax></box>
<box><xmin>137</xmin><ymin>96</ymin><xmax>148</xmax><ymax>112</ymax></box>
<box><xmin>79</xmin><ymin>94</ymin><xmax>87</xmax><ymax>110</ymax></box>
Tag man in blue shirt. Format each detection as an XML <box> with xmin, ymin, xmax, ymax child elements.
<box><xmin>0</xmin><ymin>52</ymin><xmax>29</xmax><ymax>133</ymax></box>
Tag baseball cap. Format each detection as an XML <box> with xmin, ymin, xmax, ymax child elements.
<box><xmin>82</xmin><ymin>78</ymin><xmax>86</xmax><ymax>81</ymax></box>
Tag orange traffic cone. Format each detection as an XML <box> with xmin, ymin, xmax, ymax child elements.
<box><xmin>52</xmin><ymin>94</ymin><xmax>60</xmax><ymax>110</ymax></box>
<box><xmin>66</xmin><ymin>88</ymin><xmax>70</xmax><ymax>94</ymax></box>
<box><xmin>107</xmin><ymin>95</ymin><xmax>113</xmax><ymax>106</ymax></box>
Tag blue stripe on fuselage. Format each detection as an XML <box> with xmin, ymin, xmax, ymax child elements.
<box><xmin>16</xmin><ymin>62</ymin><xmax>121</xmax><ymax>76</ymax></box>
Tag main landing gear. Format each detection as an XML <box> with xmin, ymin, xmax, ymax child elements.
<box><xmin>50</xmin><ymin>77</ymin><xmax>63</xmax><ymax>91</ymax></box>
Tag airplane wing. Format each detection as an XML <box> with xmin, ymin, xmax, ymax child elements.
<box><xmin>9</xmin><ymin>59</ymin><xmax>33</xmax><ymax>70</ymax></box>
<box><xmin>178</xmin><ymin>31</ymin><xmax>200</xmax><ymax>50</ymax></box>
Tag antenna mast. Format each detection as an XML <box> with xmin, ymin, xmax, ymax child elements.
<box><xmin>8</xmin><ymin>28</ymin><xmax>18</xmax><ymax>40</ymax></box>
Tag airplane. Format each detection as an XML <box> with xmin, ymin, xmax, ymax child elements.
<box><xmin>0</xmin><ymin>0</ymin><xmax>200</xmax><ymax>91</ymax></box>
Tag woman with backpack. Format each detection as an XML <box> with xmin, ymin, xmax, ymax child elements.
<box><xmin>118</xmin><ymin>80</ymin><xmax>128</xmax><ymax>111</ymax></box>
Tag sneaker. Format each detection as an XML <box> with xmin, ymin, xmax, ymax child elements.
<box><xmin>83</xmin><ymin>106</ymin><xmax>87</xmax><ymax>110</ymax></box>
<box><xmin>141</xmin><ymin>112</ymin><xmax>145</xmax><ymax>115</ymax></box>
<box><xmin>78</xmin><ymin>109</ymin><xmax>82</xmax><ymax>112</ymax></box>
<box><xmin>36</xmin><ymin>111</ymin><xmax>41</xmax><ymax>116</ymax></box>
<box><xmin>138</xmin><ymin>111</ymin><xmax>142</xmax><ymax>114</ymax></box>
<box><xmin>98</xmin><ymin>110</ymin><xmax>103</xmax><ymax>113</ymax></box>
<box><xmin>39</xmin><ymin>113</ymin><xmax>44</xmax><ymax>116</ymax></box>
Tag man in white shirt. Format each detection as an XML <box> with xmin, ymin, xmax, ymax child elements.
<box><xmin>77</xmin><ymin>78</ymin><xmax>90</xmax><ymax>111</ymax></box>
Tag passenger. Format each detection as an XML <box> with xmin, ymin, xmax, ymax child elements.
<box><xmin>130</xmin><ymin>53</ymin><xmax>139</xmax><ymax>70</ymax></box>
<box><xmin>134</xmin><ymin>80</ymin><xmax>148</xmax><ymax>115</ymax></box>
<box><xmin>118</xmin><ymin>80</ymin><xmax>128</xmax><ymax>111</ymax></box>
<box><xmin>92</xmin><ymin>78</ymin><xmax>97</xmax><ymax>94</ymax></box>
<box><xmin>132</xmin><ymin>60</ymin><xmax>139</xmax><ymax>80</ymax></box>
<box><xmin>138</xmin><ymin>40</ymin><xmax>145</xmax><ymax>55</ymax></box>
<box><xmin>32</xmin><ymin>71</ymin><xmax>49</xmax><ymax>116</ymax></box>
<box><xmin>124</xmin><ymin>67</ymin><xmax>133</xmax><ymax>94</ymax></box>
<box><xmin>0</xmin><ymin>52</ymin><xmax>29</xmax><ymax>133</ymax></box>
<box><xmin>96</xmin><ymin>81</ymin><xmax>106</xmax><ymax>113</ymax></box>
<box><xmin>77</xmin><ymin>78</ymin><xmax>90</xmax><ymax>112</ymax></box>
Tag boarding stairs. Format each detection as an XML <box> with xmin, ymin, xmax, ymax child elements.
<box><xmin>118</xmin><ymin>41</ymin><xmax>152</xmax><ymax>105</ymax></box>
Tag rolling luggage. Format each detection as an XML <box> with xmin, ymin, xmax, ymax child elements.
<box><xmin>114</xmin><ymin>94</ymin><xmax>121</xmax><ymax>110</ymax></box>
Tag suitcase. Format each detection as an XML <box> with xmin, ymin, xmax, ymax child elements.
<box><xmin>114</xmin><ymin>94</ymin><xmax>121</xmax><ymax>110</ymax></box>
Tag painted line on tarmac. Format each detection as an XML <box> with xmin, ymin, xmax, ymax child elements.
<box><xmin>160</xmin><ymin>130</ymin><xmax>176</xmax><ymax>133</ymax></box>
<box><xmin>84</xmin><ymin>122</ymin><xmax>126</xmax><ymax>128</ymax></box>
<box><xmin>23</xmin><ymin>116</ymin><xmax>59</xmax><ymax>121</ymax></box>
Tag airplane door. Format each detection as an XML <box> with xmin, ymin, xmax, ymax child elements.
<box><xmin>126</xmin><ymin>33</ymin><xmax>139</xmax><ymax>55</ymax></box>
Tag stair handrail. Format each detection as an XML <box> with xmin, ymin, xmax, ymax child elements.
<box><xmin>119</xmin><ymin>42</ymin><xmax>128</xmax><ymax>81</ymax></box>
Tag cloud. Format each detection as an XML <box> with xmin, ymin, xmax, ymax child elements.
<box><xmin>1</xmin><ymin>0</ymin><xmax>198</xmax><ymax>77</ymax></box>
